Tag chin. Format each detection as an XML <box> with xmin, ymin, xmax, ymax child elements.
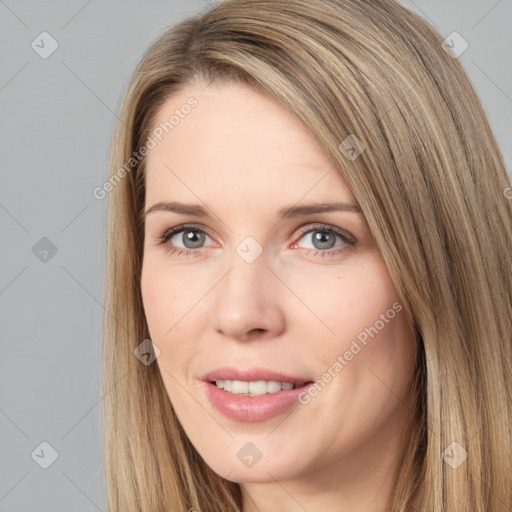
<box><xmin>202</xmin><ymin>449</ymin><xmax>307</xmax><ymax>484</ymax></box>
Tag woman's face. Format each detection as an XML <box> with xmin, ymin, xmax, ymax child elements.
<box><xmin>141</xmin><ymin>81</ymin><xmax>416</xmax><ymax>488</ymax></box>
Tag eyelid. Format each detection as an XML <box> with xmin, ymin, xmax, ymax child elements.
<box><xmin>154</xmin><ymin>222</ymin><xmax>217</xmax><ymax>247</ymax></box>
<box><xmin>293</xmin><ymin>223</ymin><xmax>356</xmax><ymax>245</ymax></box>
<box><xmin>157</xmin><ymin>222</ymin><xmax>354</xmax><ymax>243</ymax></box>
<box><xmin>156</xmin><ymin>221</ymin><xmax>357</xmax><ymax>257</ymax></box>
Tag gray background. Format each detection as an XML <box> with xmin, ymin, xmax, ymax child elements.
<box><xmin>1</xmin><ymin>0</ymin><xmax>511</xmax><ymax>510</ymax></box>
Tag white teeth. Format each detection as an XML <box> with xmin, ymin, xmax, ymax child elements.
<box><xmin>214</xmin><ymin>379</ymin><xmax>299</xmax><ymax>396</ymax></box>
<box><xmin>267</xmin><ymin>381</ymin><xmax>282</xmax><ymax>393</ymax></box>
<box><xmin>248</xmin><ymin>381</ymin><xmax>267</xmax><ymax>394</ymax></box>
<box><xmin>231</xmin><ymin>380</ymin><xmax>249</xmax><ymax>394</ymax></box>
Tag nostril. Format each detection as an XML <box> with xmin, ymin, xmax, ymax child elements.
<box><xmin>248</xmin><ymin>328</ymin><xmax>265</xmax><ymax>336</ymax></box>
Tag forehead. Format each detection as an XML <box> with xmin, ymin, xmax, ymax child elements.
<box><xmin>144</xmin><ymin>83</ymin><xmax>356</xmax><ymax>212</ymax></box>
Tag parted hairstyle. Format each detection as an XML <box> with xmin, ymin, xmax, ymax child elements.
<box><xmin>101</xmin><ymin>0</ymin><xmax>512</xmax><ymax>510</ymax></box>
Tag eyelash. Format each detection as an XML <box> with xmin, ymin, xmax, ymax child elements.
<box><xmin>155</xmin><ymin>223</ymin><xmax>356</xmax><ymax>259</ymax></box>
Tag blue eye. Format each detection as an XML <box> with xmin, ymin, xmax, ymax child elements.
<box><xmin>157</xmin><ymin>223</ymin><xmax>356</xmax><ymax>258</ymax></box>
<box><xmin>157</xmin><ymin>224</ymin><xmax>214</xmax><ymax>257</ymax></box>
<box><xmin>293</xmin><ymin>224</ymin><xmax>356</xmax><ymax>257</ymax></box>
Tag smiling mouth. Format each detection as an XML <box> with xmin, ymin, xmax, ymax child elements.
<box><xmin>211</xmin><ymin>379</ymin><xmax>312</xmax><ymax>397</ymax></box>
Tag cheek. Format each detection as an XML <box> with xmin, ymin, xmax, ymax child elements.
<box><xmin>140</xmin><ymin>257</ymin><xmax>201</xmax><ymax>338</ymax></box>
<box><xmin>336</xmin><ymin>266</ymin><xmax>415</xmax><ymax>378</ymax></box>
<box><xmin>293</xmin><ymin>258</ymin><xmax>416</xmax><ymax>400</ymax></box>
<box><xmin>141</xmin><ymin>267</ymin><xmax>170</xmax><ymax>340</ymax></box>
<box><xmin>340</xmin><ymin>291</ymin><xmax>415</xmax><ymax>416</ymax></box>
<box><xmin>140</xmin><ymin>261</ymin><xmax>190</xmax><ymax>381</ymax></box>
<box><xmin>141</xmin><ymin>266</ymin><xmax>191</xmax><ymax>410</ymax></box>
<box><xmin>286</xmin><ymin>257</ymin><xmax>406</xmax><ymax>350</ymax></box>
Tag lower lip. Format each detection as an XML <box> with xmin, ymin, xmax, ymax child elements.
<box><xmin>203</xmin><ymin>381</ymin><xmax>313</xmax><ymax>422</ymax></box>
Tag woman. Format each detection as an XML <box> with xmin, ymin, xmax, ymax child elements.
<box><xmin>101</xmin><ymin>0</ymin><xmax>512</xmax><ymax>510</ymax></box>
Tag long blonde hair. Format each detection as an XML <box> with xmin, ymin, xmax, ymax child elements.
<box><xmin>101</xmin><ymin>0</ymin><xmax>512</xmax><ymax>510</ymax></box>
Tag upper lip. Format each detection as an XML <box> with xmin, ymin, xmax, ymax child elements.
<box><xmin>202</xmin><ymin>367</ymin><xmax>313</xmax><ymax>385</ymax></box>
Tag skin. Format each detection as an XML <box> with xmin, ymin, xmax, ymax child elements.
<box><xmin>140</xmin><ymin>81</ymin><xmax>417</xmax><ymax>512</ymax></box>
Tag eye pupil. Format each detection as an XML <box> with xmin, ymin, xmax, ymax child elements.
<box><xmin>163</xmin><ymin>224</ymin><xmax>351</xmax><ymax>258</ymax></box>
<box><xmin>183</xmin><ymin>230</ymin><xmax>205</xmax><ymax>249</ymax></box>
<box><xmin>312</xmin><ymin>230</ymin><xmax>336</xmax><ymax>250</ymax></box>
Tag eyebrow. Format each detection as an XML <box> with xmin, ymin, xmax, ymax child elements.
<box><xmin>144</xmin><ymin>200</ymin><xmax>362</xmax><ymax>220</ymax></box>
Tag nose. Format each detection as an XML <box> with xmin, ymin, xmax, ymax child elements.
<box><xmin>210</xmin><ymin>251</ymin><xmax>286</xmax><ymax>342</ymax></box>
